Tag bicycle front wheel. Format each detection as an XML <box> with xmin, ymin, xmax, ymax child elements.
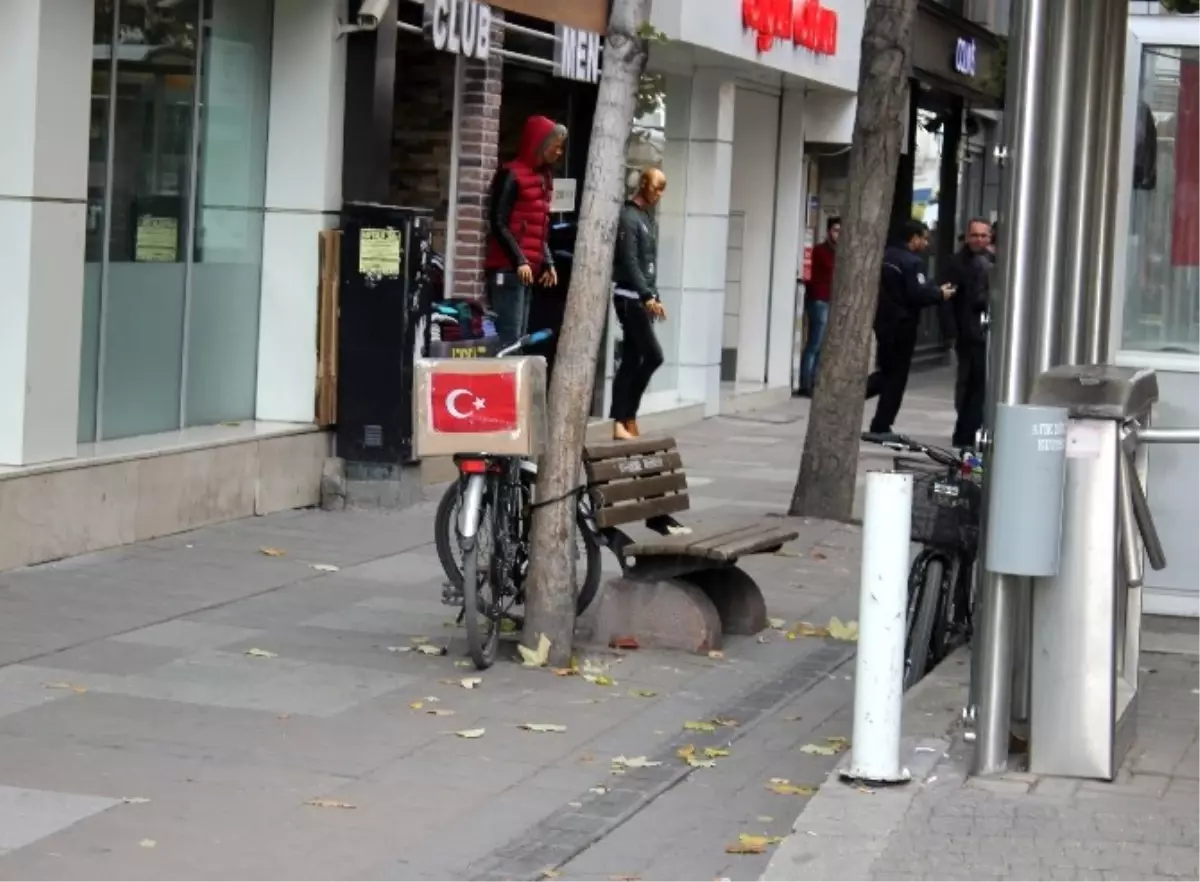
<box><xmin>462</xmin><ymin>494</ymin><xmax>500</xmax><ymax>670</ymax></box>
<box><xmin>905</xmin><ymin>550</ymin><xmax>948</xmax><ymax>690</ymax></box>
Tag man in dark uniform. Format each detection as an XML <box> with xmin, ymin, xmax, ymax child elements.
<box><xmin>945</xmin><ymin>217</ymin><xmax>994</xmax><ymax>448</ymax></box>
<box><xmin>866</xmin><ymin>219</ymin><xmax>955</xmax><ymax>438</ymax></box>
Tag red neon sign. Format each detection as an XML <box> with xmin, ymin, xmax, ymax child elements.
<box><xmin>742</xmin><ymin>0</ymin><xmax>838</xmax><ymax>56</ymax></box>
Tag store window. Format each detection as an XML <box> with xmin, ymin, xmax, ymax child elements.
<box><xmin>79</xmin><ymin>0</ymin><xmax>273</xmax><ymax>443</ymax></box>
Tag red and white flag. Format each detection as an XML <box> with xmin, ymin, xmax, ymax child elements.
<box><xmin>429</xmin><ymin>371</ymin><xmax>519</xmax><ymax>434</ymax></box>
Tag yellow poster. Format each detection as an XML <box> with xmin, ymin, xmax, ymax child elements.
<box><xmin>135</xmin><ymin>216</ymin><xmax>179</xmax><ymax>262</ymax></box>
<box><xmin>359</xmin><ymin>227</ymin><xmax>402</xmax><ymax>278</ymax></box>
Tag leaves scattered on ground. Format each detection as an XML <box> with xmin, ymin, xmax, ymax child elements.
<box><xmin>519</xmin><ymin>723</ymin><xmax>567</xmax><ymax>733</ymax></box>
<box><xmin>311</xmin><ymin>563</ymin><xmax>340</xmax><ymax>572</ymax></box>
<box><xmin>258</xmin><ymin>547</ymin><xmax>286</xmax><ymax>557</ymax></box>
<box><xmin>244</xmin><ymin>648</ymin><xmax>278</xmax><ymax>659</ymax></box>
<box><xmin>799</xmin><ymin>736</ymin><xmax>850</xmax><ymax>756</ymax></box>
<box><xmin>45</xmin><ymin>682</ymin><xmax>88</xmax><ymax>694</ymax></box>
<box><xmin>306</xmin><ymin>798</ymin><xmax>356</xmax><ymax>809</ymax></box>
<box><xmin>518</xmin><ymin>633</ymin><xmax>552</xmax><ymax>667</ymax></box>
<box><xmin>828</xmin><ymin>617</ymin><xmax>859</xmax><ymax>642</ymax></box>
<box><xmin>766</xmin><ymin>778</ymin><xmax>817</xmax><ymax>796</ymax></box>
<box><xmin>460</xmin><ymin>677</ymin><xmax>483</xmax><ymax>689</ymax></box>
<box><xmin>787</xmin><ymin>621</ymin><xmax>828</xmax><ymax>639</ymax></box>
<box><xmin>455</xmin><ymin>728</ymin><xmax>486</xmax><ymax>739</ymax></box>
<box><xmin>611</xmin><ymin>755</ymin><xmax>661</xmax><ymax>769</ymax></box>
<box><xmin>683</xmin><ymin>720</ymin><xmax>717</xmax><ymax>733</ymax></box>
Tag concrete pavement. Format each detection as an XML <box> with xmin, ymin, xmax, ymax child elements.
<box><xmin>0</xmin><ymin>375</ymin><xmax>961</xmax><ymax>880</ymax></box>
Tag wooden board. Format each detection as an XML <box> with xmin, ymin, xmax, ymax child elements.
<box><xmin>592</xmin><ymin>472</ymin><xmax>688</xmax><ymax>506</ymax></box>
<box><xmin>584</xmin><ymin>436</ymin><xmax>677</xmax><ymax>463</ymax></box>
<box><xmin>594</xmin><ymin>493</ymin><xmax>690</xmax><ymax>529</ymax></box>
<box><xmin>625</xmin><ymin>520</ymin><xmax>799</xmax><ymax>563</ymax></box>
<box><xmin>586</xmin><ymin>451</ymin><xmax>683</xmax><ymax>484</ymax></box>
<box><xmin>315</xmin><ymin>228</ymin><xmax>341</xmax><ymax>427</ymax></box>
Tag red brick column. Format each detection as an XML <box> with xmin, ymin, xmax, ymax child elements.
<box><xmin>452</xmin><ymin>12</ymin><xmax>504</xmax><ymax>301</ymax></box>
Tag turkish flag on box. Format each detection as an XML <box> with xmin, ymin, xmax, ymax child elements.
<box><xmin>429</xmin><ymin>371</ymin><xmax>519</xmax><ymax>434</ymax></box>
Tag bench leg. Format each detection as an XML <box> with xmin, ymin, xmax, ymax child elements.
<box><xmin>575</xmin><ymin>576</ymin><xmax>722</xmax><ymax>654</ymax></box>
<box><xmin>680</xmin><ymin>566</ymin><xmax>768</xmax><ymax>636</ymax></box>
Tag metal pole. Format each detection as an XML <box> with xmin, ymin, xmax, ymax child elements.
<box><xmin>844</xmin><ymin>471</ymin><xmax>913</xmax><ymax>785</ymax></box>
<box><xmin>972</xmin><ymin>0</ymin><xmax>1050</xmax><ymax>777</ymax></box>
<box><xmin>1060</xmin><ymin>0</ymin><xmax>1105</xmax><ymax>364</ymax></box>
<box><xmin>1086</xmin><ymin>0</ymin><xmax>1130</xmax><ymax>364</ymax></box>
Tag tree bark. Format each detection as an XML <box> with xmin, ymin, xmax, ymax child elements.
<box><xmin>522</xmin><ymin>0</ymin><xmax>650</xmax><ymax>667</ymax></box>
<box><xmin>788</xmin><ymin>0</ymin><xmax>917</xmax><ymax>522</ymax></box>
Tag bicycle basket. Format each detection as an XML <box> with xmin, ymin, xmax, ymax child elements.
<box><xmin>908</xmin><ymin>469</ymin><xmax>982</xmax><ymax>552</ymax></box>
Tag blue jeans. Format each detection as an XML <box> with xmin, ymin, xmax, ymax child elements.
<box><xmin>487</xmin><ymin>271</ymin><xmax>532</xmax><ymax>347</ymax></box>
<box><xmin>801</xmin><ymin>299</ymin><xmax>830</xmax><ymax>391</ymax></box>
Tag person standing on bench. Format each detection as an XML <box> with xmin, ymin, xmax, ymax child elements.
<box><xmin>484</xmin><ymin>115</ymin><xmax>567</xmax><ymax>346</ymax></box>
<box><xmin>610</xmin><ymin>167</ymin><xmax>668</xmax><ymax>441</ymax></box>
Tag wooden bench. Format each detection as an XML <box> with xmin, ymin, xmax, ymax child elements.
<box><xmin>578</xmin><ymin>436</ymin><xmax>799</xmax><ymax>653</ymax></box>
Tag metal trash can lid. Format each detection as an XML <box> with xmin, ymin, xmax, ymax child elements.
<box><xmin>1029</xmin><ymin>364</ymin><xmax>1159</xmax><ymax>420</ymax></box>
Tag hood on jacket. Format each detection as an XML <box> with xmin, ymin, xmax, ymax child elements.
<box><xmin>517</xmin><ymin>115</ymin><xmax>567</xmax><ymax>169</ymax></box>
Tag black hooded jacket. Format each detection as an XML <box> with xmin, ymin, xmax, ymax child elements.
<box><xmin>612</xmin><ymin>199</ymin><xmax>658</xmax><ymax>302</ymax></box>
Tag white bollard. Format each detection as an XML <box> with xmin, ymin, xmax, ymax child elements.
<box><xmin>842</xmin><ymin>469</ymin><xmax>913</xmax><ymax>784</ymax></box>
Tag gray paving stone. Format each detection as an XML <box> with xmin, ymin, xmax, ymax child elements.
<box><xmin>0</xmin><ymin>784</ymin><xmax>118</xmax><ymax>854</ymax></box>
<box><xmin>109</xmin><ymin>619</ymin><xmax>263</xmax><ymax>651</ymax></box>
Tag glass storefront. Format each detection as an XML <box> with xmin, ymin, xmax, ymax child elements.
<box><xmin>80</xmin><ymin>0</ymin><xmax>274</xmax><ymax>442</ymax></box>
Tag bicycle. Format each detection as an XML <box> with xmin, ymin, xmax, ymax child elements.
<box><xmin>431</xmin><ymin>329</ymin><xmax>604</xmax><ymax>670</ymax></box>
<box><xmin>861</xmin><ymin>432</ymin><xmax>983</xmax><ymax>690</ymax></box>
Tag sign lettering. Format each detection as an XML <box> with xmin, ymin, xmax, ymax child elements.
<box><xmin>424</xmin><ymin>0</ymin><xmax>491</xmax><ymax>61</ymax></box>
<box><xmin>555</xmin><ymin>25</ymin><xmax>601</xmax><ymax>84</ymax></box>
<box><xmin>742</xmin><ymin>0</ymin><xmax>838</xmax><ymax>56</ymax></box>
<box><xmin>954</xmin><ymin>37</ymin><xmax>977</xmax><ymax>77</ymax></box>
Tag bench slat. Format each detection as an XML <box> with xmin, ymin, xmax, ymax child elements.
<box><xmin>594</xmin><ymin>493</ymin><xmax>690</xmax><ymax>529</ymax></box>
<box><xmin>706</xmin><ymin>527</ymin><xmax>798</xmax><ymax>560</ymax></box>
<box><xmin>592</xmin><ymin>472</ymin><xmax>688</xmax><ymax>506</ymax></box>
<box><xmin>625</xmin><ymin>521</ymin><xmax>798</xmax><ymax>562</ymax></box>
<box><xmin>584</xmin><ymin>436</ymin><xmax>678</xmax><ymax>462</ymax></box>
<box><xmin>586</xmin><ymin>451</ymin><xmax>684</xmax><ymax>484</ymax></box>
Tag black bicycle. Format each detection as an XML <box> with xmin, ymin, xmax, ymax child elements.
<box><xmin>862</xmin><ymin>433</ymin><xmax>983</xmax><ymax>689</ymax></box>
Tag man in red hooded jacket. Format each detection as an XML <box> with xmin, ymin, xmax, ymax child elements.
<box><xmin>485</xmin><ymin>115</ymin><xmax>568</xmax><ymax>345</ymax></box>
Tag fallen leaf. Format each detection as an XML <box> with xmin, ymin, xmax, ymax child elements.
<box><xmin>427</xmin><ymin>708</ymin><xmax>456</xmax><ymax>716</ymax></box>
<box><xmin>707</xmin><ymin>650</ymin><xmax>725</xmax><ymax>660</ymax></box>
<box><xmin>139</xmin><ymin>839</ymin><xmax>157</xmax><ymax>849</ymax></box>
<box><xmin>767</xmin><ymin>617</ymin><xmax>787</xmax><ymax>630</ymax></box>
<box><xmin>825</xmin><ymin>736</ymin><xmax>850</xmax><ymax>751</ymax></box>
<box><xmin>628</xmin><ymin>689</ymin><xmax>657</xmax><ymax>698</ymax></box>
<box><xmin>787</xmin><ymin>621</ymin><xmax>828</xmax><ymax>639</ymax></box>
<box><xmin>784</xmin><ymin>714</ymin><xmax>803</xmax><ymax>722</ymax></box>
<box><xmin>684</xmin><ymin>720</ymin><xmax>717</xmax><ymax>733</ymax></box>
<box><xmin>409</xmin><ymin>700</ymin><xmax>426</xmax><ymax>710</ymax></box>
<box><xmin>713</xmin><ymin>717</ymin><xmax>739</xmax><ymax>728</ymax></box>
<box><xmin>306</xmin><ymin>798</ymin><xmax>357</xmax><ymax>809</ymax></box>
<box><xmin>455</xmin><ymin>728</ymin><xmax>486</xmax><ymax>739</ymax></box>
<box><xmin>550</xmin><ymin>667</ymin><xmax>576</xmax><ymax>677</ymax></box>
<box><xmin>685</xmin><ymin>756</ymin><xmax>716</xmax><ymax>768</ymax></box>
<box><xmin>589</xmin><ymin>784</ymin><xmax>608</xmax><ymax>794</ymax></box>
<box><xmin>703</xmin><ymin>747</ymin><xmax>730</xmax><ymax>758</ymax></box>
<box><xmin>311</xmin><ymin>563</ymin><xmax>340</xmax><ymax>572</ymax></box>
<box><xmin>460</xmin><ymin>677</ymin><xmax>483</xmax><ymax>689</ymax></box>
<box><xmin>45</xmin><ymin>682</ymin><xmax>88</xmax><ymax>694</ymax></box>
<box><xmin>518</xmin><ymin>633</ymin><xmax>552</xmax><ymax>667</ymax></box>
<box><xmin>519</xmin><ymin>723</ymin><xmax>567</xmax><ymax>733</ymax></box>
<box><xmin>799</xmin><ymin>743</ymin><xmax>837</xmax><ymax>756</ymax></box>
<box><xmin>677</xmin><ymin>744</ymin><xmax>696</xmax><ymax>760</ymax></box>
<box><xmin>259</xmin><ymin>547</ymin><xmax>286</xmax><ymax>557</ymax></box>
<box><xmin>500</xmin><ymin>618</ymin><xmax>520</xmax><ymax>634</ymax></box>
<box><xmin>828</xmin><ymin>617</ymin><xmax>859</xmax><ymax>642</ymax></box>
<box><xmin>410</xmin><ymin>636</ymin><xmax>431</xmax><ymax>644</ymax></box>
<box><xmin>725</xmin><ymin>838</ymin><xmax>766</xmax><ymax>855</ymax></box>
<box><xmin>121</xmin><ymin>797</ymin><xmax>151</xmax><ymax>805</ymax></box>
<box><xmin>610</xmin><ymin>636</ymin><xmax>640</xmax><ymax>650</ymax></box>
<box><xmin>415</xmin><ymin>644</ymin><xmax>447</xmax><ymax>656</ymax></box>
<box><xmin>611</xmin><ymin>755</ymin><xmax>662</xmax><ymax>769</ymax></box>
<box><xmin>537</xmin><ymin>869</ymin><xmax>559</xmax><ymax>880</ymax></box>
<box><xmin>767</xmin><ymin>782</ymin><xmax>816</xmax><ymax>796</ymax></box>
<box><xmin>453</xmin><ymin>659</ymin><xmax>473</xmax><ymax>668</ymax></box>
<box><xmin>582</xmin><ymin>674</ymin><xmax>615</xmax><ymax>687</ymax></box>
<box><xmin>244</xmin><ymin>648</ymin><xmax>278</xmax><ymax>659</ymax></box>
<box><xmin>423</xmin><ymin>695</ymin><xmax>440</xmax><ymax>703</ymax></box>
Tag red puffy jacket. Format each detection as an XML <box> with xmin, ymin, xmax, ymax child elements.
<box><xmin>485</xmin><ymin>115</ymin><xmax>563</xmax><ymax>274</ymax></box>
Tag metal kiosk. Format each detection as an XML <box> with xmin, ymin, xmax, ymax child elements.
<box><xmin>1027</xmin><ymin>365</ymin><xmax>1167</xmax><ymax>780</ymax></box>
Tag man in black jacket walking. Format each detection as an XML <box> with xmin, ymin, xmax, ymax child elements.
<box><xmin>945</xmin><ymin>218</ymin><xmax>994</xmax><ymax>448</ymax></box>
<box><xmin>610</xmin><ymin>167</ymin><xmax>667</xmax><ymax>441</ymax></box>
<box><xmin>867</xmin><ymin>219</ymin><xmax>955</xmax><ymax>437</ymax></box>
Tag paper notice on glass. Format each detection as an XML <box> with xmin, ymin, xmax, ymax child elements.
<box><xmin>135</xmin><ymin>216</ymin><xmax>178</xmax><ymax>262</ymax></box>
<box><xmin>359</xmin><ymin>227</ymin><xmax>402</xmax><ymax>278</ymax></box>
<box><xmin>1065</xmin><ymin>421</ymin><xmax>1103</xmax><ymax>459</ymax></box>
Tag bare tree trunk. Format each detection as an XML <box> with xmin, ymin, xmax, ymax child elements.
<box><xmin>789</xmin><ymin>0</ymin><xmax>917</xmax><ymax>522</ymax></box>
<box><xmin>523</xmin><ymin>0</ymin><xmax>650</xmax><ymax>667</ymax></box>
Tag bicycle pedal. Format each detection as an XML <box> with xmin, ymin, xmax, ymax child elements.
<box><xmin>441</xmin><ymin>583</ymin><xmax>464</xmax><ymax>606</ymax></box>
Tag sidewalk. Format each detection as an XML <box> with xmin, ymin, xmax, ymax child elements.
<box><xmin>0</xmin><ymin>376</ymin><xmax>957</xmax><ymax>880</ymax></box>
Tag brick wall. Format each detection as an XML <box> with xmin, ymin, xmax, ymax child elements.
<box><xmin>452</xmin><ymin>12</ymin><xmax>505</xmax><ymax>301</ymax></box>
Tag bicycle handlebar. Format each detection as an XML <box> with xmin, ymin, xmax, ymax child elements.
<box><xmin>861</xmin><ymin>431</ymin><xmax>961</xmax><ymax>469</ymax></box>
<box><xmin>497</xmin><ymin>328</ymin><xmax>554</xmax><ymax>358</ymax></box>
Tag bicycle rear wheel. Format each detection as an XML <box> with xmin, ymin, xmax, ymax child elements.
<box><xmin>905</xmin><ymin>549</ymin><xmax>949</xmax><ymax>690</ymax></box>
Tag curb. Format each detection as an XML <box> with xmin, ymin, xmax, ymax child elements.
<box><xmin>761</xmin><ymin>648</ymin><xmax>972</xmax><ymax>881</ymax></box>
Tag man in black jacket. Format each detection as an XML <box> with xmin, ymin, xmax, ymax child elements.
<box><xmin>866</xmin><ymin>219</ymin><xmax>955</xmax><ymax>437</ymax></box>
<box><xmin>610</xmin><ymin>167</ymin><xmax>667</xmax><ymax>441</ymax></box>
<box><xmin>945</xmin><ymin>217</ymin><xmax>994</xmax><ymax>448</ymax></box>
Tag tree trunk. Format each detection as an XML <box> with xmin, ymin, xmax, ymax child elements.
<box><xmin>522</xmin><ymin>0</ymin><xmax>650</xmax><ymax>667</ymax></box>
<box><xmin>789</xmin><ymin>0</ymin><xmax>918</xmax><ymax>522</ymax></box>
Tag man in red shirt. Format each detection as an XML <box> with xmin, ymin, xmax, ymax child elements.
<box><xmin>800</xmin><ymin>217</ymin><xmax>840</xmax><ymax>396</ymax></box>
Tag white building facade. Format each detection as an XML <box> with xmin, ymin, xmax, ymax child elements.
<box><xmin>607</xmin><ymin>0</ymin><xmax>864</xmax><ymax>419</ymax></box>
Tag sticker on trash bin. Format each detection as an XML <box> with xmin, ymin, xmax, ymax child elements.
<box><xmin>358</xmin><ymin>227</ymin><xmax>402</xmax><ymax>278</ymax></box>
<box><xmin>1030</xmin><ymin>420</ymin><xmax>1066</xmax><ymax>453</ymax></box>
<box><xmin>1065</xmin><ymin>422</ymin><xmax>1103</xmax><ymax>459</ymax></box>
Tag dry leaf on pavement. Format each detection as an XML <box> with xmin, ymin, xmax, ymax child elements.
<box><xmin>550</xmin><ymin>667</ymin><xmax>576</xmax><ymax>677</ymax></box>
<box><xmin>799</xmin><ymin>743</ymin><xmax>837</xmax><ymax>756</ymax></box>
<box><xmin>536</xmin><ymin>870</ymin><xmax>559</xmax><ymax>880</ymax></box>
<box><xmin>259</xmin><ymin>547</ymin><xmax>286</xmax><ymax>557</ymax></box>
<box><xmin>611</xmin><ymin>755</ymin><xmax>661</xmax><ymax>769</ymax></box>
<box><xmin>684</xmin><ymin>720</ymin><xmax>717</xmax><ymax>733</ymax></box>
<box><xmin>453</xmin><ymin>659</ymin><xmax>473</xmax><ymax>668</ymax></box>
<box><xmin>45</xmin><ymin>682</ymin><xmax>88</xmax><ymax>694</ymax></box>
<box><xmin>518</xmin><ymin>633</ymin><xmax>552</xmax><ymax>667</ymax></box>
<box><xmin>787</xmin><ymin>621</ymin><xmax>828</xmax><ymax>639</ymax></box>
<box><xmin>409</xmin><ymin>700</ymin><xmax>426</xmax><ymax>710</ymax></box>
<box><xmin>713</xmin><ymin>717</ymin><xmax>739</xmax><ymax>728</ymax></box>
<box><xmin>685</xmin><ymin>756</ymin><xmax>716</xmax><ymax>768</ymax></box>
<box><xmin>427</xmin><ymin>708</ymin><xmax>455</xmax><ymax>717</ymax></box>
<box><xmin>460</xmin><ymin>677</ymin><xmax>483</xmax><ymax>689</ymax></box>
<box><xmin>589</xmin><ymin>785</ymin><xmax>608</xmax><ymax>794</ymax></box>
<box><xmin>500</xmin><ymin>617</ymin><xmax>520</xmax><ymax>634</ymax></box>
<box><xmin>139</xmin><ymin>839</ymin><xmax>157</xmax><ymax>849</ymax></box>
<box><xmin>703</xmin><ymin>747</ymin><xmax>730</xmax><ymax>758</ymax></box>
<box><xmin>582</xmin><ymin>674</ymin><xmax>615</xmax><ymax>686</ymax></box>
<box><xmin>828</xmin><ymin>617</ymin><xmax>859</xmax><ymax>642</ymax></box>
<box><xmin>455</xmin><ymin>728</ymin><xmax>486</xmax><ymax>739</ymax></box>
<box><xmin>306</xmin><ymin>798</ymin><xmax>356</xmax><ymax>809</ymax></box>
<box><xmin>707</xmin><ymin>650</ymin><xmax>725</xmax><ymax>660</ymax></box>
<box><xmin>766</xmin><ymin>781</ymin><xmax>816</xmax><ymax>796</ymax></box>
<box><xmin>121</xmin><ymin>797</ymin><xmax>151</xmax><ymax>805</ymax></box>
<box><xmin>677</xmin><ymin>744</ymin><xmax>696</xmax><ymax>760</ymax></box>
<box><xmin>244</xmin><ymin>648</ymin><xmax>278</xmax><ymax>659</ymax></box>
<box><xmin>311</xmin><ymin>563</ymin><xmax>340</xmax><ymax>572</ymax></box>
<box><xmin>415</xmin><ymin>644</ymin><xmax>448</xmax><ymax>656</ymax></box>
<box><xmin>519</xmin><ymin>723</ymin><xmax>567</xmax><ymax>733</ymax></box>
<box><xmin>767</xmin><ymin>617</ymin><xmax>787</xmax><ymax>630</ymax></box>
